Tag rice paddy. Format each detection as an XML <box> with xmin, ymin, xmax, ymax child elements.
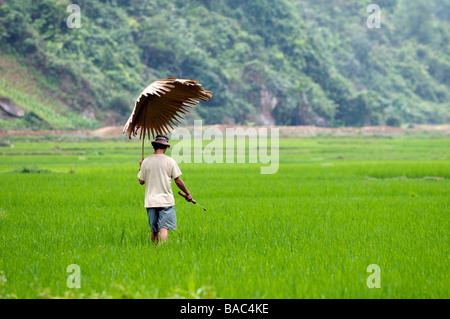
<box><xmin>0</xmin><ymin>137</ymin><xmax>448</xmax><ymax>298</ymax></box>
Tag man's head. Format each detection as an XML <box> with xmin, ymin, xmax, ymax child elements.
<box><xmin>151</xmin><ymin>135</ymin><xmax>170</xmax><ymax>152</ymax></box>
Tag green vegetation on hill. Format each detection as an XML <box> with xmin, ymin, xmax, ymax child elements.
<box><xmin>0</xmin><ymin>0</ymin><xmax>449</xmax><ymax>129</ymax></box>
<box><xmin>0</xmin><ymin>54</ymin><xmax>98</xmax><ymax>130</ymax></box>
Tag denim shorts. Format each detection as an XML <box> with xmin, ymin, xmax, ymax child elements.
<box><xmin>147</xmin><ymin>206</ymin><xmax>177</xmax><ymax>233</ymax></box>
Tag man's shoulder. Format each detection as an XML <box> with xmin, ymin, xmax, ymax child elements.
<box><xmin>145</xmin><ymin>154</ymin><xmax>178</xmax><ymax>165</ymax></box>
<box><xmin>157</xmin><ymin>154</ymin><xmax>176</xmax><ymax>164</ymax></box>
<box><xmin>165</xmin><ymin>156</ymin><xmax>181</xmax><ymax>171</ymax></box>
<box><xmin>166</xmin><ymin>155</ymin><xmax>178</xmax><ymax>163</ymax></box>
<box><xmin>142</xmin><ymin>155</ymin><xmax>159</xmax><ymax>167</ymax></box>
<box><xmin>142</xmin><ymin>156</ymin><xmax>153</xmax><ymax>165</ymax></box>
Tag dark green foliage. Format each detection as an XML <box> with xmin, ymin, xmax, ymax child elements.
<box><xmin>386</xmin><ymin>117</ymin><xmax>401</xmax><ymax>127</ymax></box>
<box><xmin>17</xmin><ymin>166</ymin><xmax>52</xmax><ymax>174</ymax></box>
<box><xmin>0</xmin><ymin>0</ymin><xmax>448</xmax><ymax>128</ymax></box>
<box><xmin>23</xmin><ymin>111</ymin><xmax>52</xmax><ymax>130</ymax></box>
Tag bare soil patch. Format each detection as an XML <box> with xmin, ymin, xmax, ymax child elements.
<box><xmin>1</xmin><ymin>125</ymin><xmax>449</xmax><ymax>139</ymax></box>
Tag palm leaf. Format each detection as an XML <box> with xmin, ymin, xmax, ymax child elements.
<box><xmin>123</xmin><ymin>77</ymin><xmax>212</xmax><ymax>139</ymax></box>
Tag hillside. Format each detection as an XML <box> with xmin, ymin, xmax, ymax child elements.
<box><xmin>0</xmin><ymin>0</ymin><xmax>449</xmax><ymax>130</ymax></box>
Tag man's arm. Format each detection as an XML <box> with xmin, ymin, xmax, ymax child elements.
<box><xmin>138</xmin><ymin>159</ymin><xmax>145</xmax><ymax>185</ymax></box>
<box><xmin>174</xmin><ymin>176</ymin><xmax>192</xmax><ymax>202</ymax></box>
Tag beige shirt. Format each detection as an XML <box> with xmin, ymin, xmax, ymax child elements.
<box><xmin>137</xmin><ymin>154</ymin><xmax>182</xmax><ymax>208</ymax></box>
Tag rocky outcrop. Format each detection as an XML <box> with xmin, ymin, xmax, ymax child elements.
<box><xmin>0</xmin><ymin>96</ymin><xmax>25</xmax><ymax>118</ymax></box>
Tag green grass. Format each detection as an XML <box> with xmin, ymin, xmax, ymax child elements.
<box><xmin>0</xmin><ymin>138</ymin><xmax>449</xmax><ymax>298</ymax></box>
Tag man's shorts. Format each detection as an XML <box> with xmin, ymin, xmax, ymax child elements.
<box><xmin>146</xmin><ymin>206</ymin><xmax>177</xmax><ymax>233</ymax></box>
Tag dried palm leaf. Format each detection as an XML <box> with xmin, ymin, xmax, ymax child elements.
<box><xmin>123</xmin><ymin>77</ymin><xmax>212</xmax><ymax>140</ymax></box>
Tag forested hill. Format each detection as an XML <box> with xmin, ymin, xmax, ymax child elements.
<box><xmin>0</xmin><ymin>0</ymin><xmax>449</xmax><ymax>130</ymax></box>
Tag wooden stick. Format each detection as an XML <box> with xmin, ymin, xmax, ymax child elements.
<box><xmin>142</xmin><ymin>103</ymin><xmax>148</xmax><ymax>160</ymax></box>
<box><xmin>178</xmin><ymin>191</ymin><xmax>196</xmax><ymax>204</ymax></box>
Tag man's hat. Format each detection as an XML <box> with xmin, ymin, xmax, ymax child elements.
<box><xmin>151</xmin><ymin>135</ymin><xmax>170</xmax><ymax>148</ymax></box>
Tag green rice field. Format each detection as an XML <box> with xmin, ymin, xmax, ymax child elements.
<box><xmin>0</xmin><ymin>137</ymin><xmax>449</xmax><ymax>298</ymax></box>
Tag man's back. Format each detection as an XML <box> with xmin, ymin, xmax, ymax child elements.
<box><xmin>138</xmin><ymin>154</ymin><xmax>181</xmax><ymax>208</ymax></box>
<box><xmin>138</xmin><ymin>135</ymin><xmax>192</xmax><ymax>244</ymax></box>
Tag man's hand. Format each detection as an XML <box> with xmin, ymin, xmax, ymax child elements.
<box><xmin>185</xmin><ymin>193</ymin><xmax>193</xmax><ymax>202</ymax></box>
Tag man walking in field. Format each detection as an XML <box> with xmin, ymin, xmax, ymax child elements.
<box><xmin>138</xmin><ymin>135</ymin><xmax>192</xmax><ymax>244</ymax></box>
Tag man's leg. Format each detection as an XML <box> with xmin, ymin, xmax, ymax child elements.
<box><xmin>147</xmin><ymin>208</ymin><xmax>160</xmax><ymax>244</ymax></box>
<box><xmin>154</xmin><ymin>206</ymin><xmax>175</xmax><ymax>244</ymax></box>
<box><xmin>159</xmin><ymin>228</ymin><xmax>168</xmax><ymax>242</ymax></box>
<box><xmin>151</xmin><ymin>232</ymin><xmax>159</xmax><ymax>244</ymax></box>
<box><xmin>151</xmin><ymin>228</ymin><xmax>167</xmax><ymax>244</ymax></box>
